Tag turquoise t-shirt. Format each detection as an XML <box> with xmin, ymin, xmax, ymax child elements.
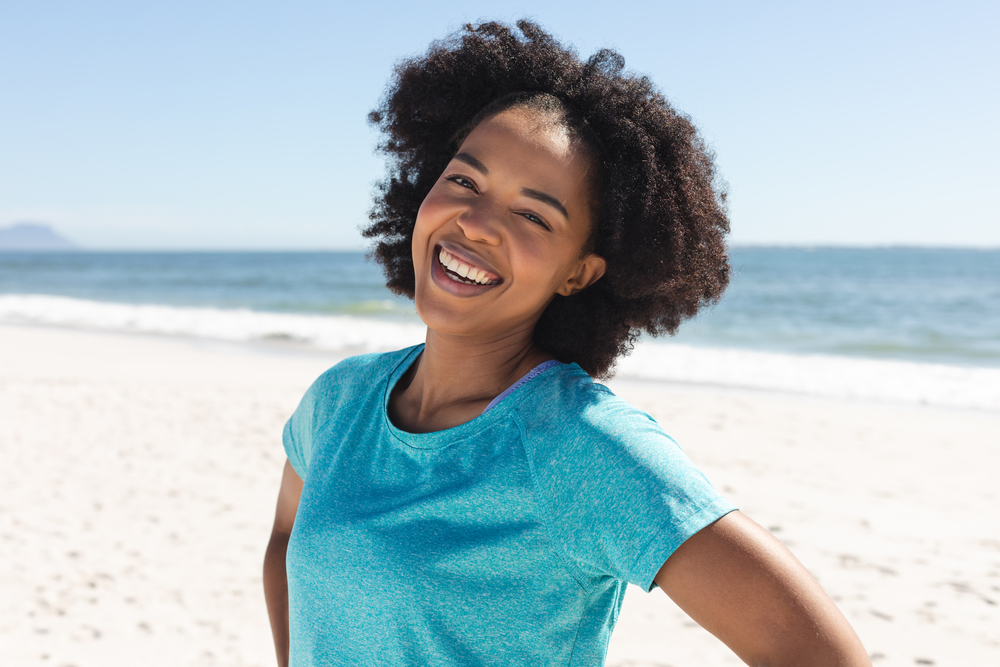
<box><xmin>283</xmin><ymin>345</ymin><xmax>735</xmax><ymax>666</ymax></box>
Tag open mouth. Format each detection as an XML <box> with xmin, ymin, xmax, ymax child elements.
<box><xmin>437</xmin><ymin>247</ymin><xmax>502</xmax><ymax>286</ymax></box>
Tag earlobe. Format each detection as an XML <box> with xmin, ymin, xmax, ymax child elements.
<box><xmin>557</xmin><ymin>254</ymin><xmax>607</xmax><ymax>296</ymax></box>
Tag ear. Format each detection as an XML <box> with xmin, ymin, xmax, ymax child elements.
<box><xmin>556</xmin><ymin>253</ymin><xmax>607</xmax><ymax>296</ymax></box>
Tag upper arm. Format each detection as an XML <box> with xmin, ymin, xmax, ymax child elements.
<box><xmin>270</xmin><ymin>459</ymin><xmax>304</xmax><ymax>538</ymax></box>
<box><xmin>654</xmin><ymin>511</ymin><xmax>870</xmax><ymax>667</ymax></box>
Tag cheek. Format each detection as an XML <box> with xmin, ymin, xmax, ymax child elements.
<box><xmin>413</xmin><ymin>196</ymin><xmax>431</xmax><ymax>237</ymax></box>
<box><xmin>513</xmin><ymin>238</ymin><xmax>547</xmax><ymax>271</ymax></box>
<box><xmin>412</xmin><ymin>194</ymin><xmax>440</xmax><ymax>257</ymax></box>
<box><xmin>507</xmin><ymin>231</ymin><xmax>574</xmax><ymax>289</ymax></box>
<box><xmin>413</xmin><ymin>188</ymin><xmax>451</xmax><ymax>241</ymax></box>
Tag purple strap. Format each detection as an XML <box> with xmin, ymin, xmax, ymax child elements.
<box><xmin>481</xmin><ymin>360</ymin><xmax>563</xmax><ymax>415</ymax></box>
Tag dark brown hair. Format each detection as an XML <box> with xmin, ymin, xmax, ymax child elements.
<box><xmin>365</xmin><ymin>20</ymin><xmax>730</xmax><ymax>378</ymax></box>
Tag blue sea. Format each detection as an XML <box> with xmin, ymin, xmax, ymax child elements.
<box><xmin>2</xmin><ymin>248</ymin><xmax>998</xmax><ymax>409</ymax></box>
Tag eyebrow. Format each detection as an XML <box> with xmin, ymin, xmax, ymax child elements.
<box><xmin>453</xmin><ymin>152</ymin><xmax>569</xmax><ymax>220</ymax></box>
<box><xmin>454</xmin><ymin>152</ymin><xmax>489</xmax><ymax>174</ymax></box>
<box><xmin>522</xmin><ymin>188</ymin><xmax>569</xmax><ymax>219</ymax></box>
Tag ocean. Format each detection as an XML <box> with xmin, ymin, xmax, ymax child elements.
<box><xmin>2</xmin><ymin>248</ymin><xmax>998</xmax><ymax>410</ymax></box>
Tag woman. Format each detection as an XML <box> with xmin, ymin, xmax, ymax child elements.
<box><xmin>264</xmin><ymin>20</ymin><xmax>870</xmax><ymax>666</ymax></box>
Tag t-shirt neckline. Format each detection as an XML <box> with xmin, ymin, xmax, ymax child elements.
<box><xmin>381</xmin><ymin>344</ymin><xmax>560</xmax><ymax>450</ymax></box>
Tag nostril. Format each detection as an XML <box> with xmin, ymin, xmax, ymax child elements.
<box><xmin>456</xmin><ymin>212</ymin><xmax>503</xmax><ymax>245</ymax></box>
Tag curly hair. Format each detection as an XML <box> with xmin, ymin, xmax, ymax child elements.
<box><xmin>364</xmin><ymin>20</ymin><xmax>730</xmax><ymax>378</ymax></box>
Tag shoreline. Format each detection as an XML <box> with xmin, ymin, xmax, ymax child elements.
<box><xmin>2</xmin><ymin>324</ymin><xmax>998</xmax><ymax>666</ymax></box>
<box><xmin>3</xmin><ymin>310</ymin><xmax>999</xmax><ymax>412</ymax></box>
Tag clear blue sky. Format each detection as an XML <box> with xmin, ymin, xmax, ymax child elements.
<box><xmin>2</xmin><ymin>0</ymin><xmax>997</xmax><ymax>249</ymax></box>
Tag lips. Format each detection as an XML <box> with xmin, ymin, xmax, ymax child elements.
<box><xmin>436</xmin><ymin>246</ymin><xmax>502</xmax><ymax>286</ymax></box>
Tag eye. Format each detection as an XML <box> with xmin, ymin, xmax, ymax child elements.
<box><xmin>445</xmin><ymin>175</ymin><xmax>478</xmax><ymax>192</ymax></box>
<box><xmin>520</xmin><ymin>212</ymin><xmax>551</xmax><ymax>231</ymax></box>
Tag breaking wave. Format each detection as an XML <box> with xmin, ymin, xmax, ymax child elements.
<box><xmin>3</xmin><ymin>294</ymin><xmax>998</xmax><ymax>411</ymax></box>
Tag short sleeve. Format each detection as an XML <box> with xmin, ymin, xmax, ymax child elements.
<box><xmin>281</xmin><ymin>349</ymin><xmax>413</xmax><ymax>480</ymax></box>
<box><xmin>283</xmin><ymin>387</ymin><xmax>317</xmax><ymax>479</ymax></box>
<box><xmin>283</xmin><ymin>367</ymin><xmax>343</xmax><ymax>479</ymax></box>
<box><xmin>519</xmin><ymin>384</ymin><xmax>736</xmax><ymax>591</ymax></box>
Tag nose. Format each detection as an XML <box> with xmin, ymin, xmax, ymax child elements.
<box><xmin>456</xmin><ymin>198</ymin><xmax>503</xmax><ymax>245</ymax></box>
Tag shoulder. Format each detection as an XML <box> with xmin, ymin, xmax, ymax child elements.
<box><xmin>509</xmin><ymin>363</ymin><xmax>712</xmax><ymax>506</ymax></box>
<box><xmin>508</xmin><ymin>364</ymin><xmax>735</xmax><ymax>587</ymax></box>
<box><xmin>305</xmin><ymin>345</ymin><xmax>417</xmax><ymax>406</ymax></box>
<box><xmin>288</xmin><ymin>345</ymin><xmax>419</xmax><ymax>442</ymax></box>
<box><xmin>510</xmin><ymin>363</ymin><xmax>665</xmax><ymax>454</ymax></box>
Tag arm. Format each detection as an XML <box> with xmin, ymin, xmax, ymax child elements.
<box><xmin>655</xmin><ymin>511</ymin><xmax>870</xmax><ymax>667</ymax></box>
<box><xmin>263</xmin><ymin>459</ymin><xmax>304</xmax><ymax>667</ymax></box>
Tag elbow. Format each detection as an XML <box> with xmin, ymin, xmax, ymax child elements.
<box><xmin>746</xmin><ymin>633</ymin><xmax>871</xmax><ymax>667</ymax></box>
<box><xmin>263</xmin><ymin>531</ymin><xmax>290</xmax><ymax>577</ymax></box>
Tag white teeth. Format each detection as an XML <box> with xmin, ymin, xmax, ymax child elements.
<box><xmin>438</xmin><ymin>248</ymin><xmax>498</xmax><ymax>286</ymax></box>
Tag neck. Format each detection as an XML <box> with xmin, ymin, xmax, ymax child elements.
<box><xmin>389</xmin><ymin>325</ymin><xmax>552</xmax><ymax>433</ymax></box>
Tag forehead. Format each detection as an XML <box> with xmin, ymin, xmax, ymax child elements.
<box><xmin>457</xmin><ymin>107</ymin><xmax>596</xmax><ymax>214</ymax></box>
<box><xmin>463</xmin><ymin>106</ymin><xmax>577</xmax><ymax>159</ymax></box>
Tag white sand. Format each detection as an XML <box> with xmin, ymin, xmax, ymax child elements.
<box><xmin>1</xmin><ymin>324</ymin><xmax>997</xmax><ymax>666</ymax></box>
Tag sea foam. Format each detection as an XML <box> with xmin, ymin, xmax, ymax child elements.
<box><xmin>3</xmin><ymin>294</ymin><xmax>997</xmax><ymax>411</ymax></box>
<box><xmin>618</xmin><ymin>343</ymin><xmax>1000</xmax><ymax>411</ymax></box>
<box><xmin>0</xmin><ymin>294</ymin><xmax>425</xmax><ymax>355</ymax></box>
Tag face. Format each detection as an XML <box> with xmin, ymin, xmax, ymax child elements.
<box><xmin>411</xmin><ymin>106</ymin><xmax>606</xmax><ymax>342</ymax></box>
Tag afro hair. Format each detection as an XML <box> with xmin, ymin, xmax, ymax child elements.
<box><xmin>364</xmin><ymin>20</ymin><xmax>730</xmax><ymax>378</ymax></box>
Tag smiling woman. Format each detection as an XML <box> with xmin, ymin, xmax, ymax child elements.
<box><xmin>411</xmin><ymin>105</ymin><xmax>606</xmax><ymax>349</ymax></box>
<box><xmin>364</xmin><ymin>28</ymin><xmax>733</xmax><ymax>379</ymax></box>
<box><xmin>262</xmin><ymin>20</ymin><xmax>871</xmax><ymax>667</ymax></box>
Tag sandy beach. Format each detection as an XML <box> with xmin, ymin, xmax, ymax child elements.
<box><xmin>1</xmin><ymin>323</ymin><xmax>998</xmax><ymax>666</ymax></box>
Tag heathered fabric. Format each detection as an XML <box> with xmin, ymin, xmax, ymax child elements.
<box><xmin>283</xmin><ymin>345</ymin><xmax>735</xmax><ymax>666</ymax></box>
<box><xmin>481</xmin><ymin>359</ymin><xmax>562</xmax><ymax>414</ymax></box>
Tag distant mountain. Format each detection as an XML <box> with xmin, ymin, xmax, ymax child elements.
<box><xmin>0</xmin><ymin>222</ymin><xmax>78</xmax><ymax>250</ymax></box>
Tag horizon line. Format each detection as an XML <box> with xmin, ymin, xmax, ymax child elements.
<box><xmin>2</xmin><ymin>243</ymin><xmax>998</xmax><ymax>253</ymax></box>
